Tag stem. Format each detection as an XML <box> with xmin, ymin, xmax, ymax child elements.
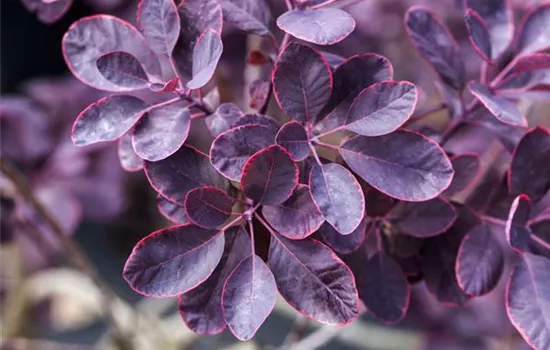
<box><xmin>183</xmin><ymin>94</ymin><xmax>213</xmax><ymax>115</ymax></box>
<box><xmin>143</xmin><ymin>96</ymin><xmax>182</xmax><ymax>113</ymax></box>
<box><xmin>248</xmin><ymin>218</ymin><xmax>256</xmax><ymax>256</ymax></box>
<box><xmin>490</xmin><ymin>55</ymin><xmax>519</xmax><ymax>88</ymax></box>
<box><xmin>316</xmin><ymin>141</ymin><xmax>341</xmax><ymax>152</ymax></box>
<box><xmin>532</xmin><ymin>235</ymin><xmax>550</xmax><ymax>252</ymax></box>
<box><xmin>310</xmin><ymin>0</ymin><xmax>339</xmax><ymax>9</ymax></box>
<box><xmin>480</xmin><ymin>214</ymin><xmax>550</xmax><ymax>251</ymax></box>
<box><xmin>285</xmin><ymin>0</ymin><xmax>293</xmax><ymax>9</ymax></box>
<box><xmin>308</xmin><ymin>142</ymin><xmax>323</xmax><ymax>166</ymax></box>
<box><xmin>255</xmin><ymin>213</ymin><xmax>277</xmax><ymax>235</ymax></box>
<box><xmin>480</xmin><ymin>61</ymin><xmax>489</xmax><ymax>84</ymax></box>
<box><xmin>410</xmin><ymin>103</ymin><xmax>447</xmax><ymax>121</ymax></box>
<box><xmin>280</xmin><ymin>33</ymin><xmax>291</xmax><ymax>51</ymax></box>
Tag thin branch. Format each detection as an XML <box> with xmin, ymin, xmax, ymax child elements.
<box><xmin>480</xmin><ymin>214</ymin><xmax>550</xmax><ymax>251</ymax></box>
<box><xmin>532</xmin><ymin>234</ymin><xmax>550</xmax><ymax>252</ymax></box>
<box><xmin>315</xmin><ymin>141</ymin><xmax>341</xmax><ymax>152</ymax></box>
<box><xmin>310</xmin><ymin>0</ymin><xmax>339</xmax><ymax>10</ymax></box>
<box><xmin>410</xmin><ymin>103</ymin><xmax>447</xmax><ymax>121</ymax></box>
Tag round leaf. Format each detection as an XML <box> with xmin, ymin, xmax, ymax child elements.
<box><xmin>469</xmin><ymin>82</ymin><xmax>526</xmax><ymax>127</ymax></box>
<box><xmin>184</xmin><ymin>187</ymin><xmax>236</xmax><ymax>229</ymax></box>
<box><xmin>187</xmin><ymin>29</ymin><xmax>223</xmax><ymax>90</ymax></box>
<box><xmin>318</xmin><ymin>217</ymin><xmax>368</xmax><ymax>254</ymax></box>
<box><xmin>275</xmin><ymin>121</ymin><xmax>310</xmax><ymax>161</ymax></box>
<box><xmin>96</xmin><ymin>51</ymin><xmax>150</xmax><ymax>90</ymax></box>
<box><xmin>118</xmin><ymin>132</ymin><xmax>144</xmax><ymax>172</ymax></box>
<box><xmin>137</xmin><ymin>0</ymin><xmax>180</xmax><ymax>56</ymax></box>
<box><xmin>506</xmin><ymin>194</ymin><xmax>532</xmax><ymax>253</ymax></box>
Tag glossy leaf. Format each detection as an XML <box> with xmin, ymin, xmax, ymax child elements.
<box><xmin>506</xmin><ymin>253</ymin><xmax>550</xmax><ymax>350</ymax></box>
<box><xmin>187</xmin><ymin>30</ymin><xmax>223</xmax><ymax>89</ymax></box>
<box><xmin>272</xmin><ymin>43</ymin><xmax>332</xmax><ymax>124</ymax></box>
<box><xmin>96</xmin><ymin>51</ymin><xmax>150</xmax><ymax>90</ymax></box>
<box><xmin>464</xmin><ymin>9</ymin><xmax>492</xmax><ymax>62</ymax></box>
<box><xmin>145</xmin><ymin>146</ymin><xmax>228</xmax><ymax>204</ymax></box>
<box><xmin>442</xmin><ymin>154</ymin><xmax>481</xmax><ymax>197</ymax></box>
<box><xmin>268</xmin><ymin>234</ymin><xmax>359</xmax><ymax>325</ymax></box>
<box><xmin>221</xmin><ymin>0</ymin><xmax>272</xmax><ymax>36</ymax></box>
<box><xmin>275</xmin><ymin>121</ymin><xmax>310</xmax><ymax>161</ymax></box>
<box><xmin>506</xmin><ymin>195</ymin><xmax>532</xmax><ymax>253</ymax></box>
<box><xmin>469</xmin><ymin>82</ymin><xmax>526</xmax><ymax>126</ymax></box>
<box><xmin>179</xmin><ymin>227</ymin><xmax>249</xmax><ymax>335</ymax></box>
<box><xmin>184</xmin><ymin>187</ymin><xmax>236</xmax><ymax>229</ymax></box>
<box><xmin>156</xmin><ymin>195</ymin><xmax>188</xmax><ymax>224</ymax></box>
<box><xmin>241</xmin><ymin>145</ymin><xmax>298</xmax><ymax>206</ymax></box>
<box><xmin>277</xmin><ymin>9</ymin><xmax>355</xmax><ymax>46</ymax></box>
<box><xmin>222</xmin><ymin>255</ymin><xmax>277</xmax><ymax>341</ymax></box>
<box><xmin>456</xmin><ymin>224</ymin><xmax>504</xmax><ymax>296</ymax></box>
<box><xmin>405</xmin><ymin>7</ymin><xmax>465</xmax><ymax>89</ymax></box>
<box><xmin>210</xmin><ymin>124</ymin><xmax>277</xmax><ymax>181</ymax></box>
<box><xmin>309</xmin><ymin>163</ymin><xmax>364</xmax><ymax>235</ymax></box>
<box><xmin>232</xmin><ymin>113</ymin><xmax>279</xmax><ymax>131</ymax></box>
<box><xmin>344</xmin><ymin>81</ymin><xmax>417</xmax><ymax>136</ymax></box>
<box><xmin>262</xmin><ymin>184</ymin><xmax>324</xmax><ymax>240</ymax></box>
<box><xmin>132</xmin><ymin>102</ymin><xmax>191</xmax><ymax>161</ymax></box>
<box><xmin>118</xmin><ymin>132</ymin><xmax>144</xmax><ymax>172</ymax></box>
<box><xmin>137</xmin><ymin>0</ymin><xmax>180</xmax><ymax>56</ymax></box>
<box><xmin>386</xmin><ymin>198</ymin><xmax>457</xmax><ymax>238</ymax></box>
<box><xmin>62</xmin><ymin>15</ymin><xmax>161</xmax><ymax>91</ymax></box>
<box><xmin>340</xmin><ymin>131</ymin><xmax>454</xmax><ymax>201</ymax></box>
<box><xmin>72</xmin><ymin>95</ymin><xmax>148</xmax><ymax>146</ymax></box>
<box><xmin>516</xmin><ymin>3</ymin><xmax>550</xmax><ymax>56</ymax></box>
<box><xmin>509</xmin><ymin>127</ymin><xmax>550</xmax><ymax>203</ymax></box>
<box><xmin>205</xmin><ymin>103</ymin><xmax>244</xmax><ymax>137</ymax></box>
<box><xmin>318</xmin><ymin>217</ymin><xmax>367</xmax><ymax>254</ymax></box>
<box><xmin>361</xmin><ymin>252</ymin><xmax>410</xmax><ymax>324</ymax></box>
<box><xmin>123</xmin><ymin>224</ymin><xmax>224</xmax><ymax>297</ymax></box>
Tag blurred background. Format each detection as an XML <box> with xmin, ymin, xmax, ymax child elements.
<box><xmin>1</xmin><ymin>0</ymin><xmax>548</xmax><ymax>349</ymax></box>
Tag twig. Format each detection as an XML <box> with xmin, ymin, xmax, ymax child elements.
<box><xmin>410</xmin><ymin>103</ymin><xmax>447</xmax><ymax>121</ymax></box>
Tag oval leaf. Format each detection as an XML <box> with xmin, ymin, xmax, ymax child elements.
<box><xmin>318</xmin><ymin>217</ymin><xmax>368</xmax><ymax>254</ymax></box>
<box><xmin>506</xmin><ymin>253</ymin><xmax>550</xmax><ymax>350</ymax></box>
<box><xmin>360</xmin><ymin>252</ymin><xmax>410</xmax><ymax>324</ymax></box>
<box><xmin>132</xmin><ymin>102</ymin><xmax>191</xmax><ymax>161</ymax></box>
<box><xmin>96</xmin><ymin>51</ymin><xmax>150</xmax><ymax>90</ymax></box>
<box><xmin>516</xmin><ymin>3</ymin><xmax>550</xmax><ymax>56</ymax></box>
<box><xmin>277</xmin><ymin>8</ymin><xmax>355</xmax><ymax>46</ymax></box>
<box><xmin>386</xmin><ymin>198</ymin><xmax>457</xmax><ymax>238</ymax></box>
<box><xmin>179</xmin><ymin>227</ymin><xmax>249</xmax><ymax>335</ymax></box>
<box><xmin>273</xmin><ymin>43</ymin><xmax>332</xmax><ymax>124</ymax></box>
<box><xmin>187</xmin><ymin>29</ymin><xmax>223</xmax><ymax>90</ymax></box>
<box><xmin>465</xmin><ymin>9</ymin><xmax>493</xmax><ymax>62</ymax></box>
<box><xmin>21</xmin><ymin>0</ymin><xmax>72</xmax><ymax>24</ymax></box>
<box><xmin>210</xmin><ymin>124</ymin><xmax>277</xmax><ymax>181</ymax></box>
<box><xmin>72</xmin><ymin>95</ymin><xmax>148</xmax><ymax>147</ymax></box>
<box><xmin>62</xmin><ymin>15</ymin><xmax>161</xmax><ymax>91</ymax></box>
<box><xmin>309</xmin><ymin>163</ymin><xmax>364</xmax><ymax>235</ymax></box>
<box><xmin>118</xmin><ymin>132</ymin><xmax>144</xmax><ymax>172</ymax></box>
<box><xmin>506</xmin><ymin>194</ymin><xmax>532</xmax><ymax>253</ymax></box>
<box><xmin>345</xmin><ymin>81</ymin><xmax>417</xmax><ymax>136</ymax></box>
<box><xmin>268</xmin><ymin>234</ymin><xmax>359</xmax><ymax>325</ymax></box>
<box><xmin>232</xmin><ymin>113</ymin><xmax>280</xmax><ymax>131</ymax></box>
<box><xmin>221</xmin><ymin>0</ymin><xmax>272</xmax><ymax>36</ymax></box>
<box><xmin>340</xmin><ymin>131</ymin><xmax>454</xmax><ymax>201</ymax></box>
<box><xmin>223</xmin><ymin>255</ymin><xmax>277</xmax><ymax>341</ymax></box>
<box><xmin>185</xmin><ymin>187</ymin><xmax>236</xmax><ymax>229</ymax></box>
<box><xmin>262</xmin><ymin>184</ymin><xmax>324</xmax><ymax>240</ymax></box>
<box><xmin>509</xmin><ymin>127</ymin><xmax>550</xmax><ymax>203</ymax></box>
<box><xmin>469</xmin><ymin>82</ymin><xmax>526</xmax><ymax>126</ymax></box>
<box><xmin>205</xmin><ymin>103</ymin><xmax>244</xmax><ymax>137</ymax></box>
<box><xmin>145</xmin><ymin>146</ymin><xmax>228</xmax><ymax>204</ymax></box>
<box><xmin>241</xmin><ymin>145</ymin><xmax>298</xmax><ymax>206</ymax></box>
<box><xmin>405</xmin><ymin>7</ymin><xmax>465</xmax><ymax>90</ymax></box>
<box><xmin>157</xmin><ymin>195</ymin><xmax>188</xmax><ymax>224</ymax></box>
<box><xmin>123</xmin><ymin>224</ymin><xmax>225</xmax><ymax>297</ymax></box>
<box><xmin>275</xmin><ymin>121</ymin><xmax>310</xmax><ymax>161</ymax></box>
<box><xmin>442</xmin><ymin>154</ymin><xmax>481</xmax><ymax>197</ymax></box>
<box><xmin>456</xmin><ymin>224</ymin><xmax>504</xmax><ymax>296</ymax></box>
<box><xmin>137</xmin><ymin>0</ymin><xmax>180</xmax><ymax>56</ymax></box>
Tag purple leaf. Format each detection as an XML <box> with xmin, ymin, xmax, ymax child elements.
<box><xmin>340</xmin><ymin>131</ymin><xmax>454</xmax><ymax>201</ymax></box>
<box><xmin>96</xmin><ymin>51</ymin><xmax>150</xmax><ymax>90</ymax></box>
<box><xmin>456</xmin><ymin>224</ymin><xmax>504</xmax><ymax>297</ymax></box>
<box><xmin>262</xmin><ymin>184</ymin><xmax>324</xmax><ymax>240</ymax></box>
<box><xmin>382</xmin><ymin>229</ymin><xmax>424</xmax><ymax>259</ymax></box>
<box><xmin>62</xmin><ymin>15</ymin><xmax>161</xmax><ymax>91</ymax></box>
<box><xmin>205</xmin><ymin>103</ymin><xmax>244</xmax><ymax>137</ymax></box>
<box><xmin>187</xmin><ymin>29</ymin><xmax>223</xmax><ymax>89</ymax></box>
<box><xmin>72</xmin><ymin>95</ymin><xmax>148</xmax><ymax>147</ymax></box>
<box><xmin>465</xmin><ymin>0</ymin><xmax>514</xmax><ymax>61</ymax></box>
<box><xmin>184</xmin><ymin>187</ymin><xmax>236</xmax><ymax>229</ymax></box>
<box><xmin>405</xmin><ymin>7</ymin><xmax>465</xmax><ymax>90</ymax></box>
<box><xmin>145</xmin><ymin>145</ymin><xmax>229</xmax><ymax>204</ymax></box>
<box><xmin>506</xmin><ymin>195</ymin><xmax>532</xmax><ymax>253</ymax></box>
<box><xmin>320</xmin><ymin>51</ymin><xmax>346</xmax><ymax>68</ymax></box>
<box><xmin>344</xmin><ymin>81</ymin><xmax>417</xmax><ymax>136</ymax></box>
<box><xmin>360</xmin><ymin>252</ymin><xmax>410</xmax><ymax>324</ymax></box>
<box><xmin>156</xmin><ymin>195</ymin><xmax>188</xmax><ymax>224</ymax></box>
<box><xmin>315</xmin><ymin>54</ymin><xmax>393</xmax><ymax>132</ymax></box>
<box><xmin>132</xmin><ymin>102</ymin><xmax>191</xmax><ymax>161</ymax></box>
<box><xmin>118</xmin><ymin>132</ymin><xmax>144</xmax><ymax>172</ymax></box>
<box><xmin>275</xmin><ymin>121</ymin><xmax>310</xmax><ymax>161</ymax></box>
<box><xmin>464</xmin><ymin>9</ymin><xmax>492</xmax><ymax>62</ymax></box>
<box><xmin>309</xmin><ymin>163</ymin><xmax>364</xmax><ymax>235</ymax></box>
<box><xmin>179</xmin><ymin>227</ymin><xmax>249</xmax><ymax>335</ymax></box>
<box><xmin>277</xmin><ymin>8</ymin><xmax>355</xmax><ymax>46</ymax></box>
<box><xmin>20</xmin><ymin>0</ymin><xmax>72</xmax><ymax>24</ymax></box>
<box><xmin>137</xmin><ymin>0</ymin><xmax>180</xmax><ymax>56</ymax></box>
<box><xmin>248</xmin><ymin>80</ymin><xmax>270</xmax><ymax>112</ymax></box>
<box><xmin>516</xmin><ymin>3</ymin><xmax>550</xmax><ymax>56</ymax></box>
<box><xmin>232</xmin><ymin>113</ymin><xmax>280</xmax><ymax>131</ymax></box>
<box><xmin>221</xmin><ymin>0</ymin><xmax>272</xmax><ymax>36</ymax></box>
<box><xmin>442</xmin><ymin>154</ymin><xmax>481</xmax><ymax>197</ymax></box>
<box><xmin>469</xmin><ymin>82</ymin><xmax>526</xmax><ymax>126</ymax></box>
<box><xmin>241</xmin><ymin>145</ymin><xmax>298</xmax><ymax>206</ymax></box>
<box><xmin>174</xmin><ymin>0</ymin><xmax>223</xmax><ymax>82</ymax></box>
<box><xmin>272</xmin><ymin>43</ymin><xmax>332</xmax><ymax>124</ymax></box>
<box><xmin>210</xmin><ymin>124</ymin><xmax>277</xmax><ymax>181</ymax></box>
<box><xmin>509</xmin><ymin>127</ymin><xmax>550</xmax><ymax>203</ymax></box>
<box><xmin>386</xmin><ymin>198</ymin><xmax>457</xmax><ymax>238</ymax></box>
<box><xmin>222</xmin><ymin>255</ymin><xmax>277</xmax><ymax>341</ymax></box>
<box><xmin>268</xmin><ymin>234</ymin><xmax>359</xmax><ymax>325</ymax></box>
<box><xmin>506</xmin><ymin>253</ymin><xmax>550</xmax><ymax>350</ymax></box>
<box><xmin>123</xmin><ymin>224</ymin><xmax>225</xmax><ymax>297</ymax></box>
<box><xmin>318</xmin><ymin>216</ymin><xmax>367</xmax><ymax>254</ymax></box>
